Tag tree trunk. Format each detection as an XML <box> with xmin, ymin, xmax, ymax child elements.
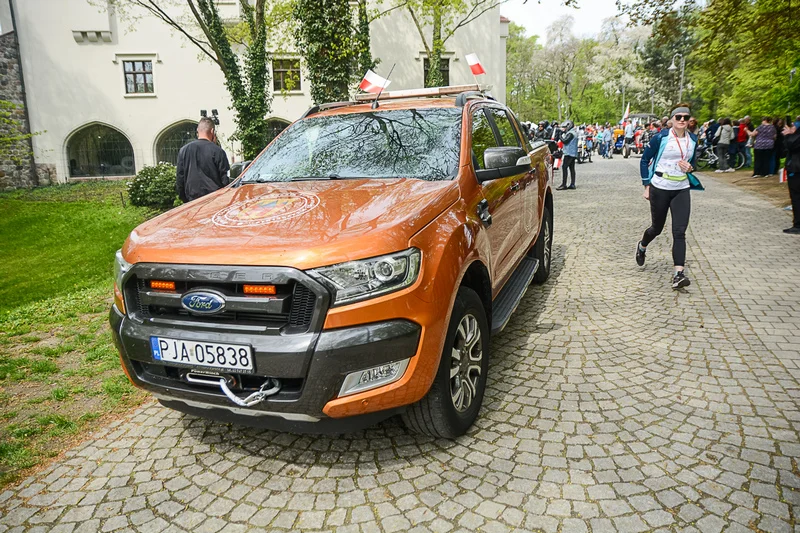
<box><xmin>426</xmin><ymin>1</ymin><xmax>444</xmax><ymax>88</ymax></box>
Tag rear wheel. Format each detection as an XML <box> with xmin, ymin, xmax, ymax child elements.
<box><xmin>531</xmin><ymin>205</ymin><xmax>553</xmax><ymax>284</ymax></box>
<box><xmin>401</xmin><ymin>287</ymin><xmax>489</xmax><ymax>438</ymax></box>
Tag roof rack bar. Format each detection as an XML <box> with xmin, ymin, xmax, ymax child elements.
<box><xmin>455</xmin><ymin>90</ymin><xmax>494</xmax><ymax>107</ymax></box>
<box><xmin>353</xmin><ymin>84</ymin><xmax>491</xmax><ymax>102</ymax></box>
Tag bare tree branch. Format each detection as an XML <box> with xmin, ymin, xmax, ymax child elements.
<box><xmin>444</xmin><ymin>0</ymin><xmax>508</xmax><ymax>44</ymax></box>
<box><xmin>406</xmin><ymin>6</ymin><xmax>431</xmax><ymax>55</ymax></box>
<box><xmin>369</xmin><ymin>1</ymin><xmax>409</xmax><ymax>23</ymax></box>
<box><xmin>127</xmin><ymin>0</ymin><xmax>220</xmax><ymax>66</ymax></box>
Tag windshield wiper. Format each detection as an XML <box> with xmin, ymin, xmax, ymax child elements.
<box><xmin>290</xmin><ymin>174</ymin><xmax>343</xmax><ymax>181</ymax></box>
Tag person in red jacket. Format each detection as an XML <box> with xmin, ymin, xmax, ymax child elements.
<box><xmin>736</xmin><ymin>117</ymin><xmax>750</xmax><ymax>168</ymax></box>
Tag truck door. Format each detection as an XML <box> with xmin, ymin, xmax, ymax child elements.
<box><xmin>485</xmin><ymin>107</ymin><xmax>536</xmax><ymax>261</ymax></box>
<box><xmin>470</xmin><ymin>107</ymin><xmax>522</xmax><ymax>287</ymax></box>
<box><xmin>497</xmin><ymin>109</ymin><xmax>540</xmax><ymax>244</ymax></box>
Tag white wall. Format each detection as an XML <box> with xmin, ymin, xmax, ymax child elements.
<box><xmin>0</xmin><ymin>0</ymin><xmax>11</xmax><ymax>36</ymax></box>
<box><xmin>14</xmin><ymin>0</ymin><xmax>506</xmax><ymax>183</ymax></box>
<box><xmin>369</xmin><ymin>5</ymin><xmax>506</xmax><ymax>102</ymax></box>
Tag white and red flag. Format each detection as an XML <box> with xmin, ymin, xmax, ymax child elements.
<box><xmin>465</xmin><ymin>53</ymin><xmax>486</xmax><ymax>75</ymax></box>
<box><xmin>359</xmin><ymin>70</ymin><xmax>391</xmax><ymax>94</ymax></box>
<box><xmin>622</xmin><ymin>102</ymin><xmax>630</xmax><ymax>123</ymax></box>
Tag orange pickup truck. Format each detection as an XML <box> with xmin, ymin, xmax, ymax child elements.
<box><xmin>110</xmin><ymin>85</ymin><xmax>553</xmax><ymax>437</ymax></box>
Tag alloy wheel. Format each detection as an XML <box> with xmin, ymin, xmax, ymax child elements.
<box><xmin>449</xmin><ymin>314</ymin><xmax>483</xmax><ymax>412</ymax></box>
<box><xmin>543</xmin><ymin>218</ymin><xmax>551</xmax><ymax>271</ymax></box>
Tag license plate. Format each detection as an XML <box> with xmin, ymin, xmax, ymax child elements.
<box><xmin>150</xmin><ymin>337</ymin><xmax>254</xmax><ymax>372</ymax></box>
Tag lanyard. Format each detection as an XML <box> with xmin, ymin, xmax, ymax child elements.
<box><xmin>671</xmin><ymin>129</ymin><xmax>689</xmax><ymax>161</ymax></box>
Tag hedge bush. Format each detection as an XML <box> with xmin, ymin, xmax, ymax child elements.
<box><xmin>127</xmin><ymin>163</ymin><xmax>179</xmax><ymax>209</ymax></box>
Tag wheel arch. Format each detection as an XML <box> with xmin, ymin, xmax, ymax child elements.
<box><xmin>459</xmin><ymin>260</ymin><xmax>492</xmax><ymax>328</ymax></box>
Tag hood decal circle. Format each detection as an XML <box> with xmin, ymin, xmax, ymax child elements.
<box><xmin>212</xmin><ymin>192</ymin><xmax>320</xmax><ymax>227</ymax></box>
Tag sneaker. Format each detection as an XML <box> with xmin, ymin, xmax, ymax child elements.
<box><xmin>672</xmin><ymin>271</ymin><xmax>691</xmax><ymax>289</ymax></box>
<box><xmin>783</xmin><ymin>227</ymin><xmax>800</xmax><ymax>234</ymax></box>
<box><xmin>635</xmin><ymin>242</ymin><xmax>646</xmax><ymax>266</ymax></box>
<box><xmin>556</xmin><ymin>184</ymin><xmax>567</xmax><ymax>191</ymax></box>
<box><xmin>725</xmin><ymin>168</ymin><xmax>735</xmax><ymax>173</ymax></box>
<box><xmin>568</xmin><ymin>184</ymin><xmax>576</xmax><ymax>190</ymax></box>
<box><xmin>715</xmin><ymin>169</ymin><xmax>724</xmax><ymax>173</ymax></box>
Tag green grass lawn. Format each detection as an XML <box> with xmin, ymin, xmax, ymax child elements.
<box><xmin>0</xmin><ymin>180</ymin><xmax>153</xmax><ymax>486</ymax></box>
<box><xmin>0</xmin><ymin>181</ymin><xmax>150</xmax><ymax>313</ymax></box>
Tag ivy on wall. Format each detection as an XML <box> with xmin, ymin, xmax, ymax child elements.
<box><xmin>293</xmin><ymin>0</ymin><xmax>355</xmax><ymax>104</ymax></box>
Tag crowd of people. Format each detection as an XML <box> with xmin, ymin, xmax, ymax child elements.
<box><xmin>695</xmin><ymin>115</ymin><xmax>791</xmax><ymax>178</ymax></box>
<box><xmin>520</xmin><ymin>108</ymin><xmax>800</xmax><ymax>291</ymax></box>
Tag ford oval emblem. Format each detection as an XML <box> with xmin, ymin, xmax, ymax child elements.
<box><xmin>181</xmin><ymin>290</ymin><xmax>226</xmax><ymax>315</ymax></box>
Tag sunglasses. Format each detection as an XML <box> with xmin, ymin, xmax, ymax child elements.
<box><xmin>673</xmin><ymin>115</ymin><xmax>690</xmax><ymax>121</ymax></box>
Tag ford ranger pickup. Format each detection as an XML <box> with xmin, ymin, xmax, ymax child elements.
<box><xmin>110</xmin><ymin>85</ymin><xmax>554</xmax><ymax>438</ymax></box>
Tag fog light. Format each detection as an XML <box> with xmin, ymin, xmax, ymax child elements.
<box><xmin>339</xmin><ymin>358</ymin><xmax>410</xmax><ymax>397</ymax></box>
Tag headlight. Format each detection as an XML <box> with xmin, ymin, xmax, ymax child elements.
<box><xmin>114</xmin><ymin>249</ymin><xmax>133</xmax><ymax>289</ymax></box>
<box><xmin>308</xmin><ymin>248</ymin><xmax>421</xmax><ymax>306</ymax></box>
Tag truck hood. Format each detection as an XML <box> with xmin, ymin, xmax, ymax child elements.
<box><xmin>124</xmin><ymin>178</ymin><xmax>459</xmax><ymax>269</ymax></box>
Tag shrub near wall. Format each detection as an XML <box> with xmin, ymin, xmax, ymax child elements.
<box><xmin>127</xmin><ymin>162</ymin><xmax>179</xmax><ymax>209</ymax></box>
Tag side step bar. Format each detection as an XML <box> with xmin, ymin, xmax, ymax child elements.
<box><xmin>490</xmin><ymin>257</ymin><xmax>539</xmax><ymax>335</ymax></box>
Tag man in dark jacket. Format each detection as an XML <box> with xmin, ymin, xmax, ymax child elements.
<box><xmin>176</xmin><ymin>117</ymin><xmax>230</xmax><ymax>203</ymax></box>
<box><xmin>783</xmin><ymin>116</ymin><xmax>800</xmax><ymax>234</ymax></box>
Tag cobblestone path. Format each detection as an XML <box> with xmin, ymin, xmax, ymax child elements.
<box><xmin>2</xmin><ymin>157</ymin><xmax>800</xmax><ymax>532</ymax></box>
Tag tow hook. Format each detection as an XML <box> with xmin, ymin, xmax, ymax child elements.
<box><xmin>185</xmin><ymin>372</ymin><xmax>282</xmax><ymax>407</ymax></box>
<box><xmin>220</xmin><ymin>377</ymin><xmax>281</xmax><ymax>407</ymax></box>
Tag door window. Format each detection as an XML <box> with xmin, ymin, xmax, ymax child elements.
<box><xmin>488</xmin><ymin>109</ymin><xmax>521</xmax><ymax>148</ymax></box>
<box><xmin>471</xmin><ymin>109</ymin><xmax>497</xmax><ymax>170</ymax></box>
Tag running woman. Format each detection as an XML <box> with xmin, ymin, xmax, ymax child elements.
<box><xmin>636</xmin><ymin>103</ymin><xmax>704</xmax><ymax>289</ymax></box>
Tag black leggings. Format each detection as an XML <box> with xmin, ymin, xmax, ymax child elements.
<box><xmin>753</xmin><ymin>148</ymin><xmax>774</xmax><ymax>176</ymax></box>
<box><xmin>641</xmin><ymin>186</ymin><xmax>691</xmax><ymax>267</ymax></box>
<box><xmin>561</xmin><ymin>155</ymin><xmax>576</xmax><ymax>186</ymax></box>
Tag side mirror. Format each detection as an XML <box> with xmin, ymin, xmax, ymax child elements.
<box><xmin>229</xmin><ymin>160</ymin><xmax>252</xmax><ymax>180</ymax></box>
<box><xmin>476</xmin><ymin>147</ymin><xmax>531</xmax><ymax>182</ymax></box>
<box><xmin>483</xmin><ymin>147</ymin><xmax>528</xmax><ymax>170</ymax></box>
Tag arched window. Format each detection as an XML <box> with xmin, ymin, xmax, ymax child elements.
<box><xmin>67</xmin><ymin>124</ymin><xmax>135</xmax><ymax>178</ymax></box>
<box><xmin>266</xmin><ymin>119</ymin><xmax>290</xmax><ymax>145</ymax></box>
<box><xmin>155</xmin><ymin>121</ymin><xmax>198</xmax><ymax>165</ymax></box>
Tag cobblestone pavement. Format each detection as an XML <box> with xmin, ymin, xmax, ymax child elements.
<box><xmin>2</xmin><ymin>157</ymin><xmax>800</xmax><ymax>533</ymax></box>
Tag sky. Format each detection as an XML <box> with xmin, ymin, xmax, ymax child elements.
<box><xmin>499</xmin><ymin>0</ymin><xmax>622</xmax><ymax>41</ymax></box>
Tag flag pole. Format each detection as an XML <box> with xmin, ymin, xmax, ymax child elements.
<box><xmin>472</xmin><ymin>73</ymin><xmax>481</xmax><ymax>89</ymax></box>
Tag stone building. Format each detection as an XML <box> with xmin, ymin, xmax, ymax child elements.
<box><xmin>0</xmin><ymin>0</ymin><xmax>508</xmax><ymax>186</ymax></box>
<box><xmin>0</xmin><ymin>1</ymin><xmax>38</xmax><ymax>189</ymax></box>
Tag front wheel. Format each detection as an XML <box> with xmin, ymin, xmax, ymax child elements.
<box><xmin>735</xmin><ymin>151</ymin><xmax>745</xmax><ymax>169</ymax></box>
<box><xmin>401</xmin><ymin>287</ymin><xmax>490</xmax><ymax>438</ymax></box>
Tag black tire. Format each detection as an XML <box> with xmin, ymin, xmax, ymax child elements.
<box><xmin>696</xmin><ymin>149</ymin><xmax>712</xmax><ymax>170</ymax></box>
<box><xmin>624</xmin><ymin>146</ymin><xmax>630</xmax><ymax>158</ymax></box>
<box><xmin>401</xmin><ymin>287</ymin><xmax>490</xmax><ymax>439</ymax></box>
<box><xmin>735</xmin><ymin>151</ymin><xmax>745</xmax><ymax>169</ymax></box>
<box><xmin>531</xmin><ymin>205</ymin><xmax>553</xmax><ymax>284</ymax></box>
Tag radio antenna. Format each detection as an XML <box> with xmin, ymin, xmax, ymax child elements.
<box><xmin>372</xmin><ymin>63</ymin><xmax>396</xmax><ymax>110</ymax></box>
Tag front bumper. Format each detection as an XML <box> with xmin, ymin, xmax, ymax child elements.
<box><xmin>110</xmin><ymin>305</ymin><xmax>421</xmax><ymax>430</ymax></box>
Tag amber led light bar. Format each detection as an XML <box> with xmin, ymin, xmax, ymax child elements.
<box><xmin>243</xmin><ymin>284</ymin><xmax>276</xmax><ymax>295</ymax></box>
<box><xmin>150</xmin><ymin>280</ymin><xmax>176</xmax><ymax>291</ymax></box>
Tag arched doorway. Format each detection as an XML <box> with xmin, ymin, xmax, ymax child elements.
<box><xmin>266</xmin><ymin>118</ymin><xmax>290</xmax><ymax>145</ymax></box>
<box><xmin>67</xmin><ymin>124</ymin><xmax>135</xmax><ymax>177</ymax></box>
<box><xmin>155</xmin><ymin>121</ymin><xmax>198</xmax><ymax>165</ymax></box>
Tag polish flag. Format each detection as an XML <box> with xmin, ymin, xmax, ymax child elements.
<box><xmin>622</xmin><ymin>102</ymin><xmax>630</xmax><ymax>123</ymax></box>
<box><xmin>465</xmin><ymin>53</ymin><xmax>486</xmax><ymax>75</ymax></box>
<box><xmin>359</xmin><ymin>70</ymin><xmax>391</xmax><ymax>94</ymax></box>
